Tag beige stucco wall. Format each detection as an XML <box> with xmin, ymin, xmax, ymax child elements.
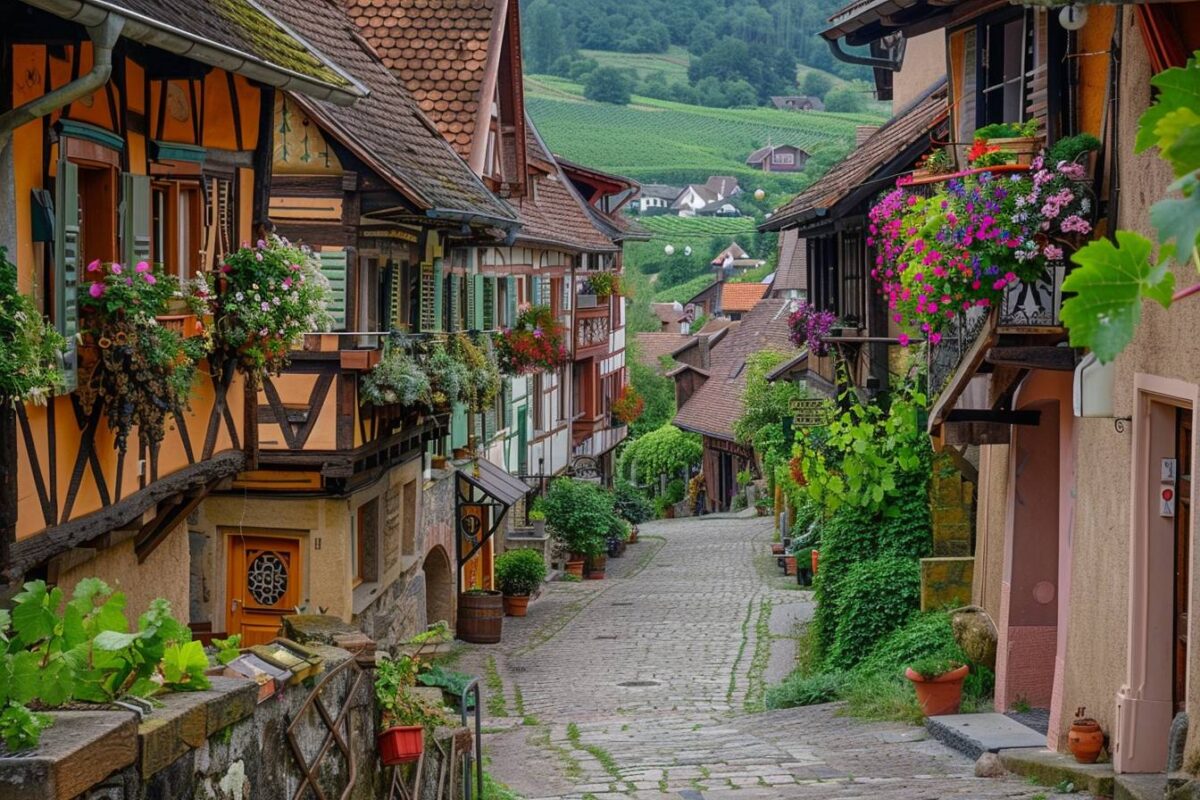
<box><xmin>55</xmin><ymin>520</ymin><xmax>190</xmax><ymax>623</ymax></box>
<box><xmin>893</xmin><ymin>31</ymin><xmax>947</xmax><ymax>112</ymax></box>
<box><xmin>1058</xmin><ymin>15</ymin><xmax>1200</xmax><ymax>761</ymax></box>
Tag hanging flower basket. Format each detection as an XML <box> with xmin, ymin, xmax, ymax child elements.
<box><xmin>494</xmin><ymin>305</ymin><xmax>569</xmax><ymax>375</ymax></box>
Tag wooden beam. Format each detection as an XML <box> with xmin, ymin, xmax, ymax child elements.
<box><xmin>985</xmin><ymin>346</ymin><xmax>1076</xmax><ymax>372</ymax></box>
<box><xmin>946</xmin><ymin>409</ymin><xmax>1042</xmax><ymax>426</ymax></box>
<box><xmin>135</xmin><ymin>485</ymin><xmax>211</xmax><ymax>563</ymax></box>
<box><xmin>6</xmin><ymin>451</ymin><xmax>245</xmax><ymax>581</ymax></box>
<box><xmin>944</xmin><ymin>422</ymin><xmax>1012</xmax><ymax>446</ymax></box>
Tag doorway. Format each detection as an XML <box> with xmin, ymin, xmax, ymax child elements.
<box><xmin>1175</xmin><ymin>410</ymin><xmax>1192</xmax><ymax>713</ymax></box>
<box><xmin>225</xmin><ymin>533</ymin><xmax>303</xmax><ymax>646</ymax></box>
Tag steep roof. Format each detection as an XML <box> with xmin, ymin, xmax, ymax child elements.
<box><xmin>344</xmin><ymin>0</ymin><xmax>502</xmax><ymax>157</ymax></box>
<box><xmin>771</xmin><ymin>95</ymin><xmax>825</xmax><ymax>111</ymax></box>
<box><xmin>258</xmin><ymin>0</ymin><xmax>516</xmax><ymax>224</ymax></box>
<box><xmin>22</xmin><ymin>0</ymin><xmax>366</xmax><ymax>104</ymax></box>
<box><xmin>641</xmin><ymin>184</ymin><xmax>684</xmax><ymax>201</ymax></box>
<box><xmin>674</xmin><ymin>184</ymin><xmax>719</xmax><ymax>208</ymax></box>
<box><xmin>721</xmin><ymin>282</ymin><xmax>768</xmax><ymax>313</ymax></box>
<box><xmin>651</xmin><ymin>302</ymin><xmax>686</xmax><ymax>325</ymax></box>
<box><xmin>746</xmin><ymin>144</ymin><xmax>809</xmax><ymax>165</ymax></box>
<box><xmin>705</xmin><ymin>176</ymin><xmax>741</xmax><ymax>197</ymax></box>
<box><xmin>712</xmin><ymin>242</ymin><xmax>750</xmax><ymax>265</ymax></box>
<box><xmin>673</xmin><ymin>299</ymin><xmax>795</xmax><ymax>440</ymax></box>
<box><xmin>762</xmin><ymin>80</ymin><xmax>948</xmax><ymax>231</ymax></box>
<box><xmin>634</xmin><ymin>332</ymin><xmax>691</xmax><ymax>370</ymax></box>
<box><xmin>773</xmin><ymin>229</ymin><xmax>808</xmax><ymax>293</ymax></box>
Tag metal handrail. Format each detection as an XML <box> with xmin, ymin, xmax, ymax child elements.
<box><xmin>460</xmin><ymin>678</ymin><xmax>483</xmax><ymax>800</ymax></box>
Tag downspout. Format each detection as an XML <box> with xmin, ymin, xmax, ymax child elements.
<box><xmin>0</xmin><ymin>13</ymin><xmax>125</xmax><ymax>152</ymax></box>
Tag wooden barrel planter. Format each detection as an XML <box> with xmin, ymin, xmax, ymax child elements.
<box><xmin>584</xmin><ymin>554</ymin><xmax>607</xmax><ymax>580</ymax></box>
<box><xmin>457</xmin><ymin>591</ymin><xmax>503</xmax><ymax>643</ymax></box>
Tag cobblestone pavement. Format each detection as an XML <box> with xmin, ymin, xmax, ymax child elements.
<box><xmin>457</xmin><ymin>514</ymin><xmax>1060</xmax><ymax>799</ymax></box>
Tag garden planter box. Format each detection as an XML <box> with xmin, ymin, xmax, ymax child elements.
<box><xmin>577</xmin><ymin>293</ymin><xmax>598</xmax><ymax>309</ymax></box>
<box><xmin>155</xmin><ymin>314</ymin><xmax>202</xmax><ymax>339</ymax></box>
<box><xmin>304</xmin><ymin>332</ymin><xmax>340</xmax><ymax>352</ymax></box>
<box><xmin>339</xmin><ymin>348</ymin><xmax>381</xmax><ymax>371</ymax></box>
<box><xmin>783</xmin><ymin>555</ymin><xmax>796</xmax><ymax>576</ymax></box>
<box><xmin>985</xmin><ymin>135</ymin><xmax>1044</xmax><ymax>165</ymax></box>
<box><xmin>379</xmin><ymin>725</ymin><xmax>424</xmax><ymax>765</ymax></box>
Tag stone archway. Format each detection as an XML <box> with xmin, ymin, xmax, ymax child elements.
<box><xmin>423</xmin><ymin>545</ymin><xmax>454</xmax><ymax>631</ymax></box>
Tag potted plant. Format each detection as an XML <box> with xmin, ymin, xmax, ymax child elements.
<box><xmin>542</xmin><ymin>477</ymin><xmax>617</xmax><ymax>578</ymax></box>
<box><xmin>449</xmin><ymin>333</ymin><xmax>501</xmax><ymax>413</ymax></box>
<box><xmin>577</xmin><ymin>279</ymin><xmax>598</xmax><ymax>309</ymax></box>
<box><xmin>588</xmin><ymin>272</ymin><xmax>619</xmax><ymax>301</ymax></box>
<box><xmin>794</xmin><ymin>546</ymin><xmax>815</xmax><ymax>587</ymax></box>
<box><xmin>529</xmin><ymin>508</ymin><xmax>546</xmax><ymax>537</ymax></box>
<box><xmin>584</xmin><ymin>551</ymin><xmax>607</xmax><ymax>580</ymax></box>
<box><xmin>494</xmin><ymin>549</ymin><xmax>547</xmax><ymax>617</ymax></box>
<box><xmin>375</xmin><ymin>655</ymin><xmax>449</xmax><ymax>765</ymax></box>
<box><xmin>1067</xmin><ymin>706</ymin><xmax>1104</xmax><ymax>764</ymax></box>
<box><xmin>755</xmin><ymin>495</ymin><xmax>771</xmax><ymax>517</ymax></box>
<box><xmin>612</xmin><ymin>384</ymin><xmax>644</xmax><ymax>426</ymax></box>
<box><xmin>494</xmin><ymin>305</ymin><xmax>570</xmax><ymax>375</ymax></box>
<box><xmin>787</xmin><ymin>301</ymin><xmax>837</xmax><ymax>357</ymax></box>
<box><xmin>425</xmin><ymin>341</ymin><xmax>469</xmax><ymax>412</ymax></box>
<box><xmin>781</xmin><ymin>552</ymin><xmax>796</xmax><ymax>576</ymax></box>
<box><xmin>904</xmin><ymin>657</ymin><xmax>969</xmax><ymax>717</ymax></box>
<box><xmin>0</xmin><ymin>248</ymin><xmax>66</xmax><ymax>407</ymax></box>
<box><xmin>360</xmin><ymin>343</ymin><xmax>432</xmax><ymax>408</ymax></box>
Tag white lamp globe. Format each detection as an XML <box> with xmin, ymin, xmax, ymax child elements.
<box><xmin>754</xmin><ymin>188</ymin><xmax>766</xmax><ymax>201</ymax></box>
<box><xmin>1059</xmin><ymin>4</ymin><xmax>1087</xmax><ymax>31</ymax></box>
<box><xmin>664</xmin><ymin>244</ymin><xmax>675</xmax><ymax>255</ymax></box>
<box><xmin>684</xmin><ymin>246</ymin><xmax>693</xmax><ymax>256</ymax></box>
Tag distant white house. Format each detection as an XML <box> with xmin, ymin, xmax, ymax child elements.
<box><xmin>633</xmin><ymin>184</ymin><xmax>682</xmax><ymax>216</ymax></box>
<box><xmin>672</xmin><ymin>176</ymin><xmax>742</xmax><ymax>217</ymax></box>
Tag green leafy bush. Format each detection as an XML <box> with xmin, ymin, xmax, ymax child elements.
<box><xmin>1047</xmin><ymin>133</ymin><xmax>1101</xmax><ymax>165</ymax></box>
<box><xmin>663</xmin><ymin>478</ymin><xmax>685</xmax><ymax>505</ymax></box>
<box><xmin>621</xmin><ymin>423</ymin><xmax>702</xmax><ymax>484</ymax></box>
<box><xmin>613</xmin><ymin>478</ymin><xmax>653</xmax><ymax>524</ymax></box>
<box><xmin>852</xmin><ymin>611</ymin><xmax>963</xmax><ymax>681</ymax></box>
<box><xmin>764</xmin><ymin>671</ymin><xmax>844</xmax><ymax>709</ymax></box>
<box><xmin>361</xmin><ymin>345</ymin><xmax>431</xmax><ymax>408</ymax></box>
<box><xmin>375</xmin><ymin>655</ymin><xmax>449</xmax><ymax>734</ymax></box>
<box><xmin>827</xmin><ymin>556</ymin><xmax>921</xmax><ymax>667</ymax></box>
<box><xmin>0</xmin><ymin>248</ymin><xmax>65</xmax><ymax>404</ymax></box>
<box><xmin>494</xmin><ymin>549</ymin><xmax>548</xmax><ymax>596</ymax></box>
<box><xmin>541</xmin><ymin>477</ymin><xmax>619</xmax><ymax>557</ymax></box>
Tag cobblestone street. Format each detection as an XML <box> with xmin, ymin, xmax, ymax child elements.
<box><xmin>458</xmin><ymin>515</ymin><xmax>1056</xmax><ymax>799</ymax></box>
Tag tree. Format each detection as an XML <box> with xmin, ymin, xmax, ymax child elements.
<box><xmin>524</xmin><ymin>0</ymin><xmax>569</xmax><ymax>73</ymax></box>
<box><xmin>824</xmin><ymin>86</ymin><xmax>866</xmax><ymax>113</ymax></box>
<box><xmin>584</xmin><ymin>67</ymin><xmax>632</xmax><ymax>105</ymax></box>
<box><xmin>627</xmin><ymin>356</ymin><xmax>675</xmax><ymax>439</ymax></box>
<box><xmin>802</xmin><ymin>71</ymin><xmax>834</xmax><ymax>99</ymax></box>
<box><xmin>723</xmin><ymin>79</ymin><xmax>758</xmax><ymax>108</ymax></box>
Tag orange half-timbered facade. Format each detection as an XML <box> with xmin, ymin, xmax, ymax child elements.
<box><xmin>0</xmin><ymin>0</ymin><xmax>361</xmax><ymax>619</ymax></box>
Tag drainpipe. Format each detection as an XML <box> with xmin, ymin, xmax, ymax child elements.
<box><xmin>0</xmin><ymin>13</ymin><xmax>125</xmax><ymax>153</ymax></box>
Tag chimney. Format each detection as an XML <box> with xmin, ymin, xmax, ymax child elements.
<box><xmin>699</xmin><ymin>334</ymin><xmax>711</xmax><ymax>369</ymax></box>
<box><xmin>856</xmin><ymin>125</ymin><xmax>880</xmax><ymax>146</ymax></box>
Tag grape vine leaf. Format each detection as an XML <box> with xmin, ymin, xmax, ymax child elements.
<box><xmin>1135</xmin><ymin>53</ymin><xmax>1200</xmax><ymax>155</ymax></box>
<box><xmin>1060</xmin><ymin>231</ymin><xmax>1174</xmax><ymax>364</ymax></box>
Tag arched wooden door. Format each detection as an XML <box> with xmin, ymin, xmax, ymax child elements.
<box><xmin>226</xmin><ymin>533</ymin><xmax>303</xmax><ymax>646</ymax></box>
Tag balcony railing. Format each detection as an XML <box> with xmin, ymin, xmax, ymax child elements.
<box><xmin>927</xmin><ymin>261</ymin><xmax>1067</xmax><ymax>397</ymax></box>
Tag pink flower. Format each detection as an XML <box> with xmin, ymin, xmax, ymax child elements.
<box><xmin>897</xmin><ymin>334</ymin><xmax>910</xmax><ymax>347</ymax></box>
<box><xmin>930</xmin><ymin>332</ymin><xmax>942</xmax><ymax>345</ymax></box>
<box><xmin>136</xmin><ymin>261</ymin><xmax>150</xmax><ymax>273</ymax></box>
<box><xmin>144</xmin><ymin>273</ymin><xmax>157</xmax><ymax>284</ymax></box>
<box><xmin>89</xmin><ymin>282</ymin><xmax>104</xmax><ymax>298</ymax></box>
<box><xmin>111</xmin><ymin>262</ymin><xmax>123</xmax><ymax>275</ymax></box>
<box><xmin>261</xmin><ymin>302</ymin><xmax>270</xmax><ymax>311</ymax></box>
<box><xmin>87</xmin><ymin>259</ymin><xmax>101</xmax><ymax>273</ymax></box>
<box><xmin>1043</xmin><ymin>244</ymin><xmax>1064</xmax><ymax>261</ymax></box>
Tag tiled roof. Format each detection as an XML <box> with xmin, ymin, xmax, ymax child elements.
<box><xmin>674</xmin><ymin>299</ymin><xmax>795</xmax><ymax>440</ymax></box>
<box><xmin>711</xmin><ymin>242</ymin><xmax>750</xmax><ymax>265</ymax></box>
<box><xmin>762</xmin><ymin>81</ymin><xmax>948</xmax><ymax>231</ymax></box>
<box><xmin>634</xmin><ymin>332</ymin><xmax>690</xmax><ymax>370</ymax></box>
<box><xmin>674</xmin><ymin>184</ymin><xmax>718</xmax><ymax>208</ymax></box>
<box><xmin>721</xmin><ymin>282</ymin><xmax>768</xmax><ymax>313</ymax></box>
<box><xmin>343</xmin><ymin>0</ymin><xmax>500</xmax><ymax>157</ymax></box>
<box><xmin>773</xmin><ymin>229</ymin><xmax>808</xmax><ymax>293</ymax></box>
<box><xmin>24</xmin><ymin>0</ymin><xmax>365</xmax><ymax>103</ymax></box>
<box><xmin>259</xmin><ymin>0</ymin><xmax>516</xmax><ymax>222</ymax></box>
<box><xmin>706</xmin><ymin>176</ymin><xmax>740</xmax><ymax>197</ymax></box>
<box><xmin>651</xmin><ymin>302</ymin><xmax>685</xmax><ymax>325</ymax></box>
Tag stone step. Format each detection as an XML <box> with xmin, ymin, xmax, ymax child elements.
<box><xmin>926</xmin><ymin>712</ymin><xmax>1047</xmax><ymax>759</ymax></box>
<box><xmin>997</xmin><ymin>747</ymin><xmax>1116</xmax><ymax>798</ymax></box>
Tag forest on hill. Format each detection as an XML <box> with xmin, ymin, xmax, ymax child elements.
<box><xmin>521</xmin><ymin>0</ymin><xmax>873</xmax><ymax>111</ymax></box>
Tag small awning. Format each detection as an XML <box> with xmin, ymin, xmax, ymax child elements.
<box><xmin>458</xmin><ymin>459</ymin><xmax>529</xmax><ymax>508</ymax></box>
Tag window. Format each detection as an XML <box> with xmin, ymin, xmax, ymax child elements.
<box><xmin>151</xmin><ymin>180</ymin><xmax>203</xmax><ymax>280</ymax></box>
<box><xmin>772</xmin><ymin>152</ymin><xmax>795</xmax><ymax>165</ymax></box>
<box><xmin>980</xmin><ymin>13</ymin><xmax>1033</xmax><ymax>126</ymax></box>
<box><xmin>839</xmin><ymin>229</ymin><xmax>866</xmax><ymax>326</ymax></box>
<box><xmin>78</xmin><ymin>165</ymin><xmax>118</xmax><ymax>265</ymax></box>
<box><xmin>352</xmin><ymin>498</ymin><xmax>380</xmax><ymax>585</ymax></box>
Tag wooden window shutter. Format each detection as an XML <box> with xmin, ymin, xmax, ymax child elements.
<box><xmin>482</xmin><ymin>277</ymin><xmax>495</xmax><ymax>331</ymax></box>
<box><xmin>447</xmin><ymin>273</ymin><xmax>461</xmax><ymax>332</ymax></box>
<box><xmin>466</xmin><ymin>274</ymin><xmax>478</xmax><ymax>331</ymax></box>
<box><xmin>506</xmin><ymin>380</ymin><xmax>515</xmax><ymax>429</ymax></box>
<box><xmin>383</xmin><ymin>262</ymin><xmax>399</xmax><ymax>330</ymax></box>
<box><xmin>121</xmin><ymin>173</ymin><xmax>151</xmax><ymax>268</ymax></box>
<box><xmin>317</xmin><ymin>249</ymin><xmax>349</xmax><ymax>330</ymax></box>
<box><xmin>418</xmin><ymin>263</ymin><xmax>435</xmax><ymax>331</ymax></box>
<box><xmin>432</xmin><ymin>258</ymin><xmax>444</xmax><ymax>331</ymax></box>
<box><xmin>505</xmin><ymin>275</ymin><xmax>517</xmax><ymax>326</ymax></box>
<box><xmin>54</xmin><ymin>157</ymin><xmax>80</xmax><ymax>393</ymax></box>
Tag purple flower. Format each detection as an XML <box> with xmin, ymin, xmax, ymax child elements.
<box><xmin>111</xmin><ymin>262</ymin><xmax>123</xmax><ymax>275</ymax></box>
<box><xmin>136</xmin><ymin>261</ymin><xmax>150</xmax><ymax>273</ymax></box>
<box><xmin>89</xmin><ymin>282</ymin><xmax>104</xmax><ymax>298</ymax></box>
<box><xmin>87</xmin><ymin>259</ymin><xmax>101</xmax><ymax>273</ymax></box>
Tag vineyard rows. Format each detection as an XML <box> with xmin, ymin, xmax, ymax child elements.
<box><xmin>638</xmin><ymin>216</ymin><xmax>760</xmax><ymax>236</ymax></box>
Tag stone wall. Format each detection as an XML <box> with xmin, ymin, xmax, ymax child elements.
<box><xmin>920</xmin><ymin>453</ymin><xmax>976</xmax><ymax>611</ymax></box>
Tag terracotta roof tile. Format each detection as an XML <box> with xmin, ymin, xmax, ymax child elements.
<box><xmin>763</xmin><ymin>81</ymin><xmax>948</xmax><ymax>231</ymax></box>
<box><xmin>674</xmin><ymin>299</ymin><xmax>795</xmax><ymax>440</ymax></box>
<box><xmin>773</xmin><ymin>229</ymin><xmax>808</xmax><ymax>293</ymax></box>
<box><xmin>344</xmin><ymin>0</ymin><xmax>500</xmax><ymax>158</ymax></box>
<box><xmin>634</xmin><ymin>332</ymin><xmax>690</xmax><ymax>371</ymax></box>
<box><xmin>721</xmin><ymin>282</ymin><xmax>769</xmax><ymax>313</ymax></box>
<box><xmin>258</xmin><ymin>0</ymin><xmax>515</xmax><ymax>223</ymax></box>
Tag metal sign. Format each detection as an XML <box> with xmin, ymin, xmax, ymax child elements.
<box><xmin>791</xmin><ymin>398</ymin><xmax>830</xmax><ymax>428</ymax></box>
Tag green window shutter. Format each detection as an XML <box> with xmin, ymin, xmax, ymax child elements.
<box><xmin>505</xmin><ymin>275</ymin><xmax>517</xmax><ymax>327</ymax></box>
<box><xmin>419</xmin><ymin>262</ymin><xmax>436</xmax><ymax>332</ymax></box>
<box><xmin>483</xmin><ymin>405</ymin><xmax>496</xmax><ymax>441</ymax></box>
<box><xmin>451</xmin><ymin>401</ymin><xmax>468</xmax><ymax>448</ymax></box>
<box><xmin>432</xmin><ymin>258</ymin><xmax>444</xmax><ymax>331</ymax></box>
<box><xmin>121</xmin><ymin>173</ymin><xmax>151</xmax><ymax>268</ymax></box>
<box><xmin>317</xmin><ymin>249</ymin><xmax>348</xmax><ymax>330</ymax></box>
<box><xmin>447</xmin><ymin>273</ymin><xmax>461</xmax><ymax>332</ymax></box>
<box><xmin>54</xmin><ymin>158</ymin><xmax>80</xmax><ymax>393</ymax></box>
<box><xmin>470</xmin><ymin>271</ymin><xmax>484</xmax><ymax>331</ymax></box>
<box><xmin>506</xmin><ymin>381</ymin><xmax>516</xmax><ymax>429</ymax></box>
<box><xmin>482</xmin><ymin>277</ymin><xmax>495</xmax><ymax>331</ymax></box>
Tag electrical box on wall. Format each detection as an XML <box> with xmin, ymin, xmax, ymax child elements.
<box><xmin>1074</xmin><ymin>352</ymin><xmax>1115</xmax><ymax>418</ymax></box>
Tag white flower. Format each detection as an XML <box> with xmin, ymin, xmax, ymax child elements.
<box><xmin>235</xmin><ymin>292</ymin><xmax>244</xmax><ymax>301</ymax></box>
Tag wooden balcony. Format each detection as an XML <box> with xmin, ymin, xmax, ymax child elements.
<box><xmin>574</xmin><ymin>303</ymin><xmax>611</xmax><ymax>359</ymax></box>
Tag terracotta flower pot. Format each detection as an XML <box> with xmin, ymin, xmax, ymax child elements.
<box><xmin>811</xmin><ymin>549</ymin><xmax>820</xmax><ymax>577</ymax></box>
<box><xmin>628</xmin><ymin>527</ymin><xmax>638</xmax><ymax>544</ymax></box>
<box><xmin>503</xmin><ymin>595</ymin><xmax>530</xmax><ymax>617</ymax></box>
<box><xmin>905</xmin><ymin>664</ymin><xmax>969</xmax><ymax>717</ymax></box>
<box><xmin>771</xmin><ymin>543</ymin><xmax>785</xmax><ymax>556</ymax></box>
<box><xmin>378</xmin><ymin>725</ymin><xmax>424</xmax><ymax>765</ymax></box>
<box><xmin>783</xmin><ymin>555</ymin><xmax>796</xmax><ymax>576</ymax></box>
<box><xmin>584</xmin><ymin>553</ymin><xmax>607</xmax><ymax>580</ymax></box>
<box><xmin>1068</xmin><ymin>717</ymin><xmax>1104</xmax><ymax>764</ymax></box>
<box><xmin>565</xmin><ymin>558</ymin><xmax>584</xmax><ymax>578</ymax></box>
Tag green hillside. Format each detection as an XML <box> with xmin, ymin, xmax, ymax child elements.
<box><xmin>638</xmin><ymin>216</ymin><xmax>759</xmax><ymax>237</ymax></box>
<box><xmin>525</xmin><ymin>74</ymin><xmax>885</xmax><ymax>190</ymax></box>
<box><xmin>579</xmin><ymin>46</ymin><xmax>691</xmax><ymax>83</ymax></box>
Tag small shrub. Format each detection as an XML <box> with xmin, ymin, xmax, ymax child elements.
<box><xmin>494</xmin><ymin>549</ymin><xmax>547</xmax><ymax>597</ymax></box>
<box><xmin>764</xmin><ymin>672</ymin><xmax>844</xmax><ymax>709</ymax></box>
<box><xmin>853</xmin><ymin>611</ymin><xmax>964</xmax><ymax>681</ymax></box>
<box><xmin>663</xmin><ymin>478</ymin><xmax>685</xmax><ymax>505</ymax></box>
<box><xmin>827</xmin><ymin>556</ymin><xmax>921</xmax><ymax>667</ymax></box>
<box><xmin>541</xmin><ymin>477</ymin><xmax>619</xmax><ymax>557</ymax></box>
<box><xmin>613</xmin><ymin>478</ymin><xmax>653</xmax><ymax>524</ymax></box>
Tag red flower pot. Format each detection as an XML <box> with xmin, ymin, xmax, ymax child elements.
<box><xmin>811</xmin><ymin>549</ymin><xmax>819</xmax><ymax>577</ymax></box>
<box><xmin>905</xmin><ymin>664</ymin><xmax>969</xmax><ymax>717</ymax></box>
<box><xmin>503</xmin><ymin>595</ymin><xmax>530</xmax><ymax>617</ymax></box>
<box><xmin>783</xmin><ymin>555</ymin><xmax>796</xmax><ymax>576</ymax></box>
<box><xmin>379</xmin><ymin>725</ymin><xmax>424</xmax><ymax>765</ymax></box>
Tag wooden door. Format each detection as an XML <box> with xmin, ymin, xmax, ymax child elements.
<box><xmin>1176</xmin><ymin>410</ymin><xmax>1193</xmax><ymax>711</ymax></box>
<box><xmin>226</xmin><ymin>534</ymin><xmax>303</xmax><ymax>646</ymax></box>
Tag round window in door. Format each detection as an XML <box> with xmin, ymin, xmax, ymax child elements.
<box><xmin>246</xmin><ymin>550</ymin><xmax>290</xmax><ymax>606</ymax></box>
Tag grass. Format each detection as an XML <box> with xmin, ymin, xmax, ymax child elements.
<box><xmin>726</xmin><ymin>597</ymin><xmax>756</xmax><ymax>705</ymax></box>
<box><xmin>524</xmin><ymin>74</ymin><xmax>884</xmax><ymax>188</ymax></box>
<box><xmin>566</xmin><ymin>722</ymin><xmax>632</xmax><ymax>791</ymax></box>
<box><xmin>484</xmin><ymin>656</ymin><xmax>509</xmax><ymax>717</ymax></box>
<box><xmin>638</xmin><ymin>216</ymin><xmax>760</xmax><ymax>236</ymax></box>
<box><xmin>653</xmin><ymin>272</ymin><xmax>716</xmax><ymax>303</ymax></box>
<box><xmin>580</xmin><ymin>45</ymin><xmax>691</xmax><ymax>83</ymax></box>
<box><xmin>527</xmin><ymin>726</ymin><xmax>583</xmax><ymax>781</ymax></box>
<box><xmin>743</xmin><ymin>598</ymin><xmax>774</xmax><ymax>712</ymax></box>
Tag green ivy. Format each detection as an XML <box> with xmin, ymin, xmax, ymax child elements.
<box><xmin>827</xmin><ymin>556</ymin><xmax>921</xmax><ymax>667</ymax></box>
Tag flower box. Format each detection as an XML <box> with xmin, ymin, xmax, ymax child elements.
<box><xmin>577</xmin><ymin>293</ymin><xmax>598</xmax><ymax>309</ymax></box>
<box><xmin>304</xmin><ymin>332</ymin><xmax>340</xmax><ymax>352</ymax></box>
<box><xmin>339</xmin><ymin>348</ymin><xmax>381</xmax><ymax>371</ymax></box>
<box><xmin>983</xmin><ymin>135</ymin><xmax>1044</xmax><ymax>165</ymax></box>
<box><xmin>155</xmin><ymin>314</ymin><xmax>203</xmax><ymax>339</ymax></box>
